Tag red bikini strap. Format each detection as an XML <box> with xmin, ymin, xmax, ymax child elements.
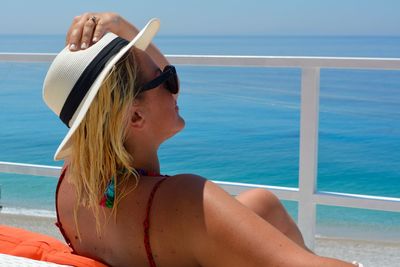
<box><xmin>55</xmin><ymin>165</ymin><xmax>75</xmax><ymax>252</ymax></box>
<box><xmin>143</xmin><ymin>178</ymin><xmax>168</xmax><ymax>267</ymax></box>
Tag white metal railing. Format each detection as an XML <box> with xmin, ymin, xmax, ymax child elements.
<box><xmin>1</xmin><ymin>53</ymin><xmax>400</xmax><ymax>250</ymax></box>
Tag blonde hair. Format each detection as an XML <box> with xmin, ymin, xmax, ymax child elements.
<box><xmin>68</xmin><ymin>50</ymin><xmax>142</xmax><ymax>236</ymax></box>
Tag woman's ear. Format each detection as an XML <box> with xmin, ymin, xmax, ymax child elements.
<box><xmin>129</xmin><ymin>106</ymin><xmax>145</xmax><ymax>129</ymax></box>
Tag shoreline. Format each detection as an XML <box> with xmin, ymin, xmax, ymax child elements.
<box><xmin>1</xmin><ymin>212</ymin><xmax>399</xmax><ymax>266</ymax></box>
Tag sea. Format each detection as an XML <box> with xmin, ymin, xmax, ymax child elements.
<box><xmin>0</xmin><ymin>35</ymin><xmax>399</xmax><ymax>242</ymax></box>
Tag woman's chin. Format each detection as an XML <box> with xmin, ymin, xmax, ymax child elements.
<box><xmin>176</xmin><ymin>117</ymin><xmax>186</xmax><ymax>132</ymax></box>
<box><xmin>171</xmin><ymin>117</ymin><xmax>185</xmax><ymax>137</ymax></box>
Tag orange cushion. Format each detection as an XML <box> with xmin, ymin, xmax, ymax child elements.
<box><xmin>0</xmin><ymin>225</ymin><xmax>107</xmax><ymax>267</ymax></box>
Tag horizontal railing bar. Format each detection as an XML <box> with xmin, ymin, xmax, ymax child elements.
<box><xmin>314</xmin><ymin>191</ymin><xmax>400</xmax><ymax>213</ymax></box>
<box><xmin>168</xmin><ymin>55</ymin><xmax>400</xmax><ymax>70</ymax></box>
<box><xmin>215</xmin><ymin>180</ymin><xmax>299</xmax><ymax>201</ymax></box>
<box><xmin>217</xmin><ymin>181</ymin><xmax>400</xmax><ymax>212</ymax></box>
<box><xmin>1</xmin><ymin>161</ymin><xmax>399</xmax><ymax>213</ymax></box>
<box><xmin>0</xmin><ymin>161</ymin><xmax>61</xmax><ymax>177</ymax></box>
<box><xmin>0</xmin><ymin>53</ymin><xmax>56</xmax><ymax>63</ymax></box>
<box><xmin>1</xmin><ymin>53</ymin><xmax>400</xmax><ymax>70</ymax></box>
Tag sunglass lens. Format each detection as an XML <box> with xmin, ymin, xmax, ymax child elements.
<box><xmin>167</xmin><ymin>75</ymin><xmax>179</xmax><ymax>94</ymax></box>
<box><xmin>165</xmin><ymin>66</ymin><xmax>179</xmax><ymax>94</ymax></box>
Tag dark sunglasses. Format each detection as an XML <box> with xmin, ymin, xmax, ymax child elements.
<box><xmin>139</xmin><ymin>65</ymin><xmax>179</xmax><ymax>94</ymax></box>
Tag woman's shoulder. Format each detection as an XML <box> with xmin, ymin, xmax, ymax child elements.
<box><xmin>161</xmin><ymin>173</ymin><xmax>226</xmax><ymax>210</ymax></box>
<box><xmin>160</xmin><ymin>173</ymin><xmax>209</xmax><ymax>208</ymax></box>
<box><xmin>157</xmin><ymin>173</ymin><xmax>235</xmax><ymax>236</ymax></box>
<box><xmin>156</xmin><ymin>173</ymin><xmax>219</xmax><ymax>224</ymax></box>
<box><xmin>164</xmin><ymin>173</ymin><xmax>208</xmax><ymax>190</ymax></box>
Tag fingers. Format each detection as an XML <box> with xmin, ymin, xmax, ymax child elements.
<box><xmin>65</xmin><ymin>12</ymin><xmax>135</xmax><ymax>51</ymax></box>
<box><xmin>80</xmin><ymin>17</ymin><xmax>97</xmax><ymax>49</ymax></box>
<box><xmin>66</xmin><ymin>15</ymin><xmax>83</xmax><ymax>50</ymax></box>
<box><xmin>66</xmin><ymin>13</ymin><xmax>101</xmax><ymax>51</ymax></box>
<box><xmin>66</xmin><ymin>14</ymin><xmax>89</xmax><ymax>51</ymax></box>
<box><xmin>92</xmin><ymin>20</ymin><xmax>106</xmax><ymax>43</ymax></box>
<box><xmin>65</xmin><ymin>15</ymin><xmax>80</xmax><ymax>45</ymax></box>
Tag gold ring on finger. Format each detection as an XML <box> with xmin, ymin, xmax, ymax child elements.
<box><xmin>90</xmin><ymin>16</ymin><xmax>97</xmax><ymax>24</ymax></box>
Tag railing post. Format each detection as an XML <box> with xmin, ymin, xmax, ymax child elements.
<box><xmin>298</xmin><ymin>67</ymin><xmax>320</xmax><ymax>250</ymax></box>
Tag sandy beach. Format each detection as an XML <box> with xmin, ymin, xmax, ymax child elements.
<box><xmin>1</xmin><ymin>212</ymin><xmax>399</xmax><ymax>266</ymax></box>
<box><xmin>1</xmin><ymin>213</ymin><xmax>63</xmax><ymax>241</ymax></box>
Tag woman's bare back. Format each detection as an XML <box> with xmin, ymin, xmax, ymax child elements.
<box><xmin>57</xmin><ymin>171</ymin><xmax>198</xmax><ymax>267</ymax></box>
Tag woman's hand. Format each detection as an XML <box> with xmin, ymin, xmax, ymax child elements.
<box><xmin>66</xmin><ymin>12</ymin><xmax>169</xmax><ymax>70</ymax></box>
<box><xmin>66</xmin><ymin>12</ymin><xmax>139</xmax><ymax>51</ymax></box>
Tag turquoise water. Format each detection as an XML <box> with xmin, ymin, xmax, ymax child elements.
<box><xmin>0</xmin><ymin>35</ymin><xmax>399</xmax><ymax>240</ymax></box>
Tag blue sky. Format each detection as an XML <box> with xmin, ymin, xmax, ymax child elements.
<box><xmin>1</xmin><ymin>0</ymin><xmax>399</xmax><ymax>36</ymax></box>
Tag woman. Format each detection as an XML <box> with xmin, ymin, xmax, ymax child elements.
<box><xmin>43</xmin><ymin>12</ymin><xmax>361</xmax><ymax>267</ymax></box>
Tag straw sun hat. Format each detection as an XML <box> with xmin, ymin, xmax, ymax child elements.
<box><xmin>43</xmin><ymin>18</ymin><xmax>160</xmax><ymax>161</ymax></box>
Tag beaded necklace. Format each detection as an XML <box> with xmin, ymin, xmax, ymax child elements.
<box><xmin>99</xmin><ymin>168</ymin><xmax>161</xmax><ymax>208</ymax></box>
